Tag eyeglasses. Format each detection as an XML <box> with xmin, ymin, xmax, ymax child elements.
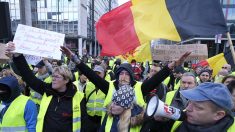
<box><xmin>222</xmin><ymin>67</ymin><xmax>228</xmax><ymax>69</ymax></box>
<box><xmin>52</xmin><ymin>75</ymin><xmax>64</xmax><ymax>79</ymax></box>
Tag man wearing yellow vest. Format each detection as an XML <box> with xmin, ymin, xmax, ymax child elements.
<box><xmin>6</xmin><ymin>42</ymin><xmax>87</xmax><ymax>132</ymax></box>
<box><xmin>29</xmin><ymin>60</ymin><xmax>52</xmax><ymax>106</ymax></box>
<box><xmin>84</xmin><ymin>65</ymin><xmax>106</xmax><ymax>131</ymax></box>
<box><xmin>165</xmin><ymin>72</ymin><xmax>197</xmax><ymax>110</ymax></box>
<box><xmin>171</xmin><ymin>83</ymin><xmax>235</xmax><ymax>132</ymax></box>
<box><xmin>0</xmin><ymin>76</ymin><xmax>37</xmax><ymax>132</ymax></box>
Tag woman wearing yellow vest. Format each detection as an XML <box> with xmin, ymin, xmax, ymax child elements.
<box><xmin>99</xmin><ymin>85</ymin><xmax>144</xmax><ymax>132</ymax></box>
<box><xmin>6</xmin><ymin>42</ymin><xmax>87</xmax><ymax>132</ymax></box>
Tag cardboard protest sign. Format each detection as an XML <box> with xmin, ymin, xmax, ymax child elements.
<box><xmin>0</xmin><ymin>44</ymin><xmax>10</xmax><ymax>63</ymax></box>
<box><xmin>151</xmin><ymin>44</ymin><xmax>208</xmax><ymax>61</ymax></box>
<box><xmin>13</xmin><ymin>24</ymin><xmax>65</xmax><ymax>60</ymax></box>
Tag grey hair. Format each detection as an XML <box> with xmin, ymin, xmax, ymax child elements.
<box><xmin>182</xmin><ymin>72</ymin><xmax>197</xmax><ymax>84</ymax></box>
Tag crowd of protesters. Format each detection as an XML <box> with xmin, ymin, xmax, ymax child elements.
<box><xmin>1</xmin><ymin>41</ymin><xmax>235</xmax><ymax>132</ymax></box>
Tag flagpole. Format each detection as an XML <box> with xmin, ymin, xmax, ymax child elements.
<box><xmin>227</xmin><ymin>32</ymin><xmax>235</xmax><ymax>64</ymax></box>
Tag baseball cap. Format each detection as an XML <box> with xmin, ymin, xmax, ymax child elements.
<box><xmin>35</xmin><ymin>60</ymin><xmax>45</xmax><ymax>68</ymax></box>
<box><xmin>180</xmin><ymin>82</ymin><xmax>234</xmax><ymax>111</ymax></box>
<box><xmin>93</xmin><ymin>65</ymin><xmax>104</xmax><ymax>73</ymax></box>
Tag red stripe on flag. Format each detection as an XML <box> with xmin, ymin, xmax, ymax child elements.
<box><xmin>96</xmin><ymin>2</ymin><xmax>140</xmax><ymax>56</ymax></box>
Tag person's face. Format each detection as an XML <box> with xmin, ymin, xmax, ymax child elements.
<box><xmin>79</xmin><ymin>74</ymin><xmax>87</xmax><ymax>84</ymax></box>
<box><xmin>110</xmin><ymin>102</ymin><xmax>125</xmax><ymax>115</ymax></box>
<box><xmin>195</xmin><ymin>67</ymin><xmax>202</xmax><ymax>75</ymax></box>
<box><xmin>52</xmin><ymin>72</ymin><xmax>68</xmax><ymax>92</ymax></box>
<box><xmin>199</xmin><ymin>72</ymin><xmax>210</xmax><ymax>83</ymax></box>
<box><xmin>149</xmin><ymin>66</ymin><xmax>161</xmax><ymax>77</ymax></box>
<box><xmin>231</xmin><ymin>90</ymin><xmax>235</xmax><ymax>110</ymax></box>
<box><xmin>180</xmin><ymin>76</ymin><xmax>196</xmax><ymax>90</ymax></box>
<box><xmin>186</xmin><ymin>101</ymin><xmax>225</xmax><ymax>126</ymax></box>
<box><xmin>96</xmin><ymin>71</ymin><xmax>105</xmax><ymax>78</ymax></box>
<box><xmin>222</xmin><ymin>64</ymin><xmax>231</xmax><ymax>72</ymax></box>
<box><xmin>223</xmin><ymin>77</ymin><xmax>235</xmax><ymax>86</ymax></box>
<box><xmin>119</xmin><ymin>70</ymin><xmax>130</xmax><ymax>85</ymax></box>
<box><xmin>37</xmin><ymin>66</ymin><xmax>47</xmax><ymax>75</ymax></box>
<box><xmin>173</xmin><ymin>72</ymin><xmax>182</xmax><ymax>79</ymax></box>
<box><xmin>52</xmin><ymin>62</ymin><xmax>58</xmax><ymax>68</ymax></box>
<box><xmin>0</xmin><ymin>84</ymin><xmax>11</xmax><ymax>102</ymax></box>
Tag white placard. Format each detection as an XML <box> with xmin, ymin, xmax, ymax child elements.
<box><xmin>24</xmin><ymin>54</ymin><xmax>42</xmax><ymax>65</ymax></box>
<box><xmin>13</xmin><ymin>24</ymin><xmax>65</xmax><ymax>60</ymax></box>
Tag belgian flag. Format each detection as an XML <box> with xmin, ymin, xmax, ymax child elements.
<box><xmin>96</xmin><ymin>0</ymin><xmax>227</xmax><ymax>56</ymax></box>
<box><xmin>197</xmin><ymin>51</ymin><xmax>235</xmax><ymax>76</ymax></box>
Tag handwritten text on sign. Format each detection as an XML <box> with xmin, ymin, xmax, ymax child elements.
<box><xmin>151</xmin><ymin>44</ymin><xmax>208</xmax><ymax>61</ymax></box>
<box><xmin>13</xmin><ymin>24</ymin><xmax>65</xmax><ymax>60</ymax></box>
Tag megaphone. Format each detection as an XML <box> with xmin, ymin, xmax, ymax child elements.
<box><xmin>146</xmin><ymin>96</ymin><xmax>185</xmax><ymax>120</ymax></box>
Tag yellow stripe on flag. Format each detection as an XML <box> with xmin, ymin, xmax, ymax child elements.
<box><xmin>130</xmin><ymin>0</ymin><xmax>181</xmax><ymax>45</ymax></box>
<box><xmin>207</xmin><ymin>53</ymin><xmax>227</xmax><ymax>77</ymax></box>
<box><xmin>117</xmin><ymin>43</ymin><xmax>152</xmax><ymax>62</ymax></box>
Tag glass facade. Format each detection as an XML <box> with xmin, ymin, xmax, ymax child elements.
<box><xmin>221</xmin><ymin>0</ymin><xmax>235</xmax><ymax>24</ymax></box>
<box><xmin>32</xmin><ymin>0</ymin><xmax>79</xmax><ymax>35</ymax></box>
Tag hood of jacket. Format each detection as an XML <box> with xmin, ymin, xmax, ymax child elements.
<box><xmin>115</xmin><ymin>63</ymin><xmax>136</xmax><ymax>87</ymax></box>
<box><xmin>0</xmin><ymin>76</ymin><xmax>21</xmax><ymax>103</ymax></box>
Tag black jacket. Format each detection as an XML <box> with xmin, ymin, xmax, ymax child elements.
<box><xmin>76</xmin><ymin>62</ymin><xmax>171</xmax><ymax>96</ymax></box>
<box><xmin>13</xmin><ymin>55</ymin><xmax>87</xmax><ymax>132</ymax></box>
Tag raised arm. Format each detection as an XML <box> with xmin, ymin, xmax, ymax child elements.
<box><xmin>141</xmin><ymin>52</ymin><xmax>191</xmax><ymax>96</ymax></box>
<box><xmin>60</xmin><ymin>46</ymin><xmax>109</xmax><ymax>94</ymax></box>
<box><xmin>5</xmin><ymin>42</ymin><xmax>48</xmax><ymax>95</ymax></box>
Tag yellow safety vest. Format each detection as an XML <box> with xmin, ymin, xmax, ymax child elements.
<box><xmin>165</xmin><ymin>90</ymin><xmax>177</xmax><ymax>105</ymax></box>
<box><xmin>0</xmin><ymin>95</ymin><xmax>29</xmax><ymax>132</ymax></box>
<box><xmin>109</xmin><ymin>59</ymin><xmax>115</xmax><ymax>68</ymax></box>
<box><xmin>36</xmin><ymin>91</ymin><xmax>84</xmax><ymax>132</ymax></box>
<box><xmin>30</xmin><ymin>74</ymin><xmax>52</xmax><ymax>105</ymax></box>
<box><xmin>85</xmin><ymin>82</ymin><xmax>106</xmax><ymax>116</ymax></box>
<box><xmin>104</xmin><ymin>114</ymin><xmax>142</xmax><ymax>132</ymax></box>
<box><xmin>171</xmin><ymin>118</ymin><xmax>235</xmax><ymax>132</ymax></box>
<box><xmin>174</xmin><ymin>80</ymin><xmax>180</xmax><ymax>91</ymax></box>
<box><xmin>102</xmin><ymin>81</ymin><xmax>146</xmax><ymax>122</ymax></box>
<box><xmin>74</xmin><ymin>71</ymin><xmax>80</xmax><ymax>82</ymax></box>
<box><xmin>105</xmin><ymin>70</ymin><xmax>113</xmax><ymax>81</ymax></box>
<box><xmin>163</xmin><ymin>76</ymin><xmax>170</xmax><ymax>86</ymax></box>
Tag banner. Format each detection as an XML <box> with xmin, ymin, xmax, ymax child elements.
<box><xmin>151</xmin><ymin>44</ymin><xmax>208</xmax><ymax>61</ymax></box>
<box><xmin>0</xmin><ymin>44</ymin><xmax>10</xmax><ymax>63</ymax></box>
<box><xmin>13</xmin><ymin>24</ymin><xmax>65</xmax><ymax>60</ymax></box>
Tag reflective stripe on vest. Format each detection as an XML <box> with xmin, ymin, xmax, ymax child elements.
<box><xmin>1</xmin><ymin>95</ymin><xmax>29</xmax><ymax>132</ymax></box>
<box><xmin>36</xmin><ymin>91</ymin><xmax>84</xmax><ymax>132</ymax></box>
<box><xmin>85</xmin><ymin>82</ymin><xmax>106</xmax><ymax>116</ymax></box>
<box><xmin>1</xmin><ymin>126</ymin><xmax>27</xmax><ymax>131</ymax></box>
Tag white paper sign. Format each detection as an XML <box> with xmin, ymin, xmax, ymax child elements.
<box><xmin>24</xmin><ymin>54</ymin><xmax>42</xmax><ymax>65</ymax></box>
<box><xmin>13</xmin><ymin>24</ymin><xmax>65</xmax><ymax>60</ymax></box>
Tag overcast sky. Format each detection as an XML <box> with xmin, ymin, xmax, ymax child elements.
<box><xmin>118</xmin><ymin>0</ymin><xmax>129</xmax><ymax>5</ymax></box>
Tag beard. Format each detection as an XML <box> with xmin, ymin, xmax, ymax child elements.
<box><xmin>119</xmin><ymin>79</ymin><xmax>130</xmax><ymax>86</ymax></box>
